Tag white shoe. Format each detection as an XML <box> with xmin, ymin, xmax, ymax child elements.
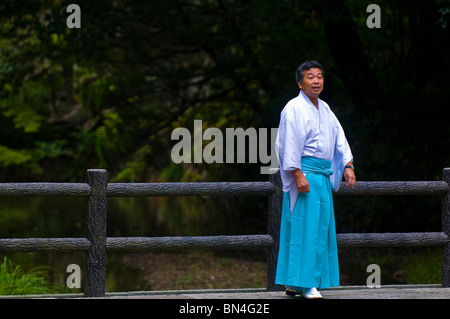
<box><xmin>302</xmin><ymin>287</ymin><xmax>323</xmax><ymax>299</ymax></box>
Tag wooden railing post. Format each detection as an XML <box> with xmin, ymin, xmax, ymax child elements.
<box><xmin>85</xmin><ymin>169</ymin><xmax>108</xmax><ymax>297</ymax></box>
<box><xmin>267</xmin><ymin>169</ymin><xmax>284</xmax><ymax>291</ymax></box>
<box><xmin>442</xmin><ymin>168</ymin><xmax>450</xmax><ymax>287</ymax></box>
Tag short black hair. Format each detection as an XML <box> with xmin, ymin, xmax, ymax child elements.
<box><xmin>296</xmin><ymin>60</ymin><xmax>325</xmax><ymax>84</ymax></box>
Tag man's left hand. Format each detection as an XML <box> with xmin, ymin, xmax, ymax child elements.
<box><xmin>344</xmin><ymin>167</ymin><xmax>356</xmax><ymax>188</ymax></box>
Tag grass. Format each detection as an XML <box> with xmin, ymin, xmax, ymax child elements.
<box><xmin>403</xmin><ymin>249</ymin><xmax>441</xmax><ymax>284</ymax></box>
<box><xmin>0</xmin><ymin>257</ymin><xmax>62</xmax><ymax>295</ymax></box>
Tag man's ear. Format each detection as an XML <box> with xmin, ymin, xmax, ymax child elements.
<box><xmin>297</xmin><ymin>82</ymin><xmax>302</xmax><ymax>89</ymax></box>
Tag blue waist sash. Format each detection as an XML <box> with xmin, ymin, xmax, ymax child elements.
<box><xmin>287</xmin><ymin>157</ymin><xmax>333</xmax><ymax>213</ymax></box>
<box><xmin>301</xmin><ymin>157</ymin><xmax>333</xmax><ymax>177</ymax></box>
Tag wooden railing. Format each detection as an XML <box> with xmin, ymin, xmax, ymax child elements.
<box><xmin>0</xmin><ymin>168</ymin><xmax>449</xmax><ymax>297</ymax></box>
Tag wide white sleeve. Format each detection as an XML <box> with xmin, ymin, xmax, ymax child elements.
<box><xmin>330</xmin><ymin>117</ymin><xmax>353</xmax><ymax>192</ymax></box>
<box><xmin>275</xmin><ymin>104</ymin><xmax>307</xmax><ymax>193</ymax></box>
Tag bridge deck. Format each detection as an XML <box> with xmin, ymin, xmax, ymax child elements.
<box><xmin>100</xmin><ymin>285</ymin><xmax>450</xmax><ymax>299</ymax></box>
<box><xmin>6</xmin><ymin>284</ymin><xmax>449</xmax><ymax>299</ymax></box>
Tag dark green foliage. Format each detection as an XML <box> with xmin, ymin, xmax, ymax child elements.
<box><xmin>0</xmin><ymin>0</ymin><xmax>449</xmax><ymax>232</ymax></box>
<box><xmin>0</xmin><ymin>257</ymin><xmax>61</xmax><ymax>295</ymax></box>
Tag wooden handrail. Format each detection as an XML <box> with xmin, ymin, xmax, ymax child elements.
<box><xmin>0</xmin><ymin>168</ymin><xmax>448</xmax><ymax>296</ymax></box>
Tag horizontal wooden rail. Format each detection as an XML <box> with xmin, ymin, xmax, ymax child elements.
<box><xmin>105</xmin><ymin>235</ymin><xmax>274</xmax><ymax>252</ymax></box>
<box><xmin>106</xmin><ymin>182</ymin><xmax>275</xmax><ymax>197</ymax></box>
<box><xmin>0</xmin><ymin>235</ymin><xmax>273</xmax><ymax>252</ymax></box>
<box><xmin>0</xmin><ymin>238</ymin><xmax>91</xmax><ymax>251</ymax></box>
<box><xmin>0</xmin><ymin>181</ymin><xmax>446</xmax><ymax>197</ymax></box>
<box><xmin>336</xmin><ymin>181</ymin><xmax>449</xmax><ymax>195</ymax></box>
<box><xmin>2</xmin><ymin>233</ymin><xmax>447</xmax><ymax>252</ymax></box>
<box><xmin>337</xmin><ymin>232</ymin><xmax>450</xmax><ymax>247</ymax></box>
<box><xmin>0</xmin><ymin>183</ymin><xmax>91</xmax><ymax>197</ymax></box>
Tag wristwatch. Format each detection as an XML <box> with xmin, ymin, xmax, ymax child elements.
<box><xmin>345</xmin><ymin>165</ymin><xmax>354</xmax><ymax>170</ymax></box>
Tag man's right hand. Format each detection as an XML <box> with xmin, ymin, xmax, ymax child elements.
<box><xmin>292</xmin><ymin>169</ymin><xmax>310</xmax><ymax>193</ymax></box>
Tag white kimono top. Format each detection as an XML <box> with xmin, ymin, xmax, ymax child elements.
<box><xmin>275</xmin><ymin>90</ymin><xmax>353</xmax><ymax>212</ymax></box>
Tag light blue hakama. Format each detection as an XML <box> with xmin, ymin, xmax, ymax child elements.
<box><xmin>275</xmin><ymin>157</ymin><xmax>340</xmax><ymax>290</ymax></box>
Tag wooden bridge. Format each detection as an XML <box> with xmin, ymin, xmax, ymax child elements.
<box><xmin>0</xmin><ymin>168</ymin><xmax>449</xmax><ymax>298</ymax></box>
<box><xmin>120</xmin><ymin>285</ymin><xmax>450</xmax><ymax>299</ymax></box>
<box><xmin>2</xmin><ymin>285</ymin><xmax>450</xmax><ymax>299</ymax></box>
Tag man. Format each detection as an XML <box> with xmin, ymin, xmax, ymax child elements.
<box><xmin>275</xmin><ymin>61</ymin><xmax>356</xmax><ymax>299</ymax></box>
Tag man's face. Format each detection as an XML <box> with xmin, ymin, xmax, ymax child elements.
<box><xmin>298</xmin><ymin>68</ymin><xmax>324</xmax><ymax>99</ymax></box>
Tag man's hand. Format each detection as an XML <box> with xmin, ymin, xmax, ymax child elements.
<box><xmin>344</xmin><ymin>163</ymin><xmax>356</xmax><ymax>188</ymax></box>
<box><xmin>292</xmin><ymin>169</ymin><xmax>310</xmax><ymax>193</ymax></box>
